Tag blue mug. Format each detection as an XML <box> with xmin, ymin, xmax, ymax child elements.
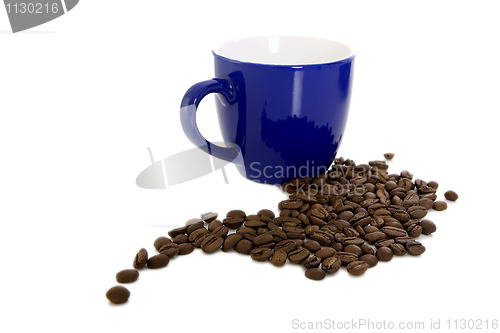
<box><xmin>180</xmin><ymin>36</ymin><xmax>355</xmax><ymax>185</ymax></box>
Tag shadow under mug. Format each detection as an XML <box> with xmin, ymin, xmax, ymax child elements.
<box><xmin>180</xmin><ymin>36</ymin><xmax>355</xmax><ymax>185</ymax></box>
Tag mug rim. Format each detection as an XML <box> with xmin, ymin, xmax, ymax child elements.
<box><xmin>212</xmin><ymin>35</ymin><xmax>356</xmax><ymax>67</ymax></box>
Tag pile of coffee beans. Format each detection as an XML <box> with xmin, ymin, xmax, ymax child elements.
<box><xmin>105</xmin><ymin>155</ymin><xmax>457</xmax><ymax>304</ymax></box>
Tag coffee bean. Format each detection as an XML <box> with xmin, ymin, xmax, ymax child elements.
<box><xmin>253</xmin><ymin>233</ymin><xmax>274</xmax><ymax>247</ymax></box>
<box><xmin>250</xmin><ymin>247</ymin><xmax>274</xmax><ymax>261</ymax></box>
<box><xmin>305</xmin><ymin>267</ymin><xmax>326</xmax><ymax>280</ymax></box>
<box><xmin>384</xmin><ymin>153</ymin><xmax>395</xmax><ymax>160</ymax></box>
<box><xmin>288</xmin><ymin>247</ymin><xmax>310</xmax><ymax>264</ymax></box>
<box><xmin>376</xmin><ymin>247</ymin><xmax>393</xmax><ymax>261</ymax></box>
<box><xmin>389</xmin><ymin>243</ymin><xmax>407</xmax><ymax>256</ymax></box>
<box><xmin>154</xmin><ymin>236</ymin><xmax>171</xmax><ymax>251</ymax></box>
<box><xmin>303</xmin><ymin>255</ymin><xmax>322</xmax><ymax>268</ymax></box>
<box><xmin>245</xmin><ymin>219</ymin><xmax>267</xmax><ymax>229</ymax></box>
<box><xmin>258</xmin><ymin>209</ymin><xmax>275</xmax><ymax>219</ymax></box>
<box><xmin>427</xmin><ymin>180</ymin><xmax>439</xmax><ymax>189</ymax></box>
<box><xmin>334</xmin><ymin>251</ymin><xmax>358</xmax><ymax>265</ymax></box>
<box><xmin>331</xmin><ymin>242</ymin><xmax>344</xmax><ymax>252</ymax></box>
<box><xmin>159</xmin><ymin>242</ymin><xmax>180</xmax><ymax>258</ymax></box>
<box><xmin>344</xmin><ymin>244</ymin><xmax>363</xmax><ymax>257</ymax></box>
<box><xmin>201</xmin><ymin>212</ymin><xmax>218</xmax><ymax>223</ymax></box>
<box><xmin>395</xmin><ymin>236</ymin><xmax>413</xmax><ymax>245</ymax></box>
<box><xmin>381</xmin><ymin>226</ymin><xmax>407</xmax><ymax>238</ymax></box>
<box><xmin>133</xmin><ymin>248</ymin><xmax>148</xmax><ymax>269</ymax></box>
<box><xmin>173</xmin><ymin>234</ymin><xmax>189</xmax><ymax>244</ymax></box>
<box><xmin>407</xmin><ymin>205</ymin><xmax>428</xmax><ymax>219</ymax></box>
<box><xmin>147</xmin><ymin>254</ymin><xmax>169</xmax><ymax>269</ymax></box>
<box><xmin>359</xmin><ymin>254</ymin><xmax>378</xmax><ymax>268</ymax></box>
<box><xmin>310</xmin><ymin>231</ymin><xmax>335</xmax><ymax>246</ymax></box>
<box><xmin>271</xmin><ymin>249</ymin><xmax>288</xmax><ymax>267</ymax></box>
<box><xmin>433</xmin><ymin>201</ymin><xmax>448</xmax><ymax>211</ymax></box>
<box><xmin>364</xmin><ymin>231</ymin><xmax>388</xmax><ymax>244</ymax></box>
<box><xmin>211</xmin><ymin>225</ymin><xmax>229</xmax><ymax>238</ymax></box>
<box><xmin>168</xmin><ymin>225</ymin><xmax>189</xmax><ymax>238</ymax></box>
<box><xmin>347</xmin><ymin>261</ymin><xmax>369</xmax><ymax>276</ymax></box>
<box><xmin>178</xmin><ymin>243</ymin><xmax>194</xmax><ymax>255</ymax></box>
<box><xmin>186</xmin><ymin>223</ymin><xmax>205</xmax><ymax>235</ymax></box>
<box><xmin>201</xmin><ymin>234</ymin><xmax>224</xmax><ymax>253</ymax></box>
<box><xmin>406</xmin><ymin>240</ymin><xmax>426</xmax><ymax>255</ymax></box>
<box><xmin>310</xmin><ymin>247</ymin><xmax>332</xmax><ymax>259</ymax></box>
<box><xmin>106</xmin><ymin>286</ymin><xmax>130</xmax><ymax>304</ymax></box>
<box><xmin>374</xmin><ymin>239</ymin><xmax>395</xmax><ymax>248</ymax></box>
<box><xmin>223</xmin><ymin>216</ymin><xmax>245</xmax><ymax>229</ymax></box>
<box><xmin>303</xmin><ymin>240</ymin><xmax>322</xmax><ymax>252</ymax></box>
<box><xmin>322</xmin><ymin>256</ymin><xmax>342</xmax><ymax>274</ymax></box>
<box><xmin>419</xmin><ymin>219</ymin><xmax>437</xmax><ymax>235</ymax></box>
<box><xmin>342</xmin><ymin>237</ymin><xmax>365</xmax><ymax>246</ymax></box>
<box><xmin>208</xmin><ymin>220</ymin><xmax>223</xmax><ymax>232</ymax></box>
<box><xmin>407</xmin><ymin>223</ymin><xmax>423</xmax><ymax>238</ymax></box>
<box><xmin>275</xmin><ymin>239</ymin><xmax>297</xmax><ymax>253</ymax></box>
<box><xmin>280</xmin><ymin>199</ymin><xmax>303</xmax><ymax>210</ymax></box>
<box><xmin>222</xmin><ymin>233</ymin><xmax>243</xmax><ymax>252</ymax></box>
<box><xmin>360</xmin><ymin>243</ymin><xmax>375</xmax><ymax>255</ymax></box>
<box><xmin>235</xmin><ymin>239</ymin><xmax>253</xmax><ymax>255</ymax></box>
<box><xmin>116</xmin><ymin>269</ymin><xmax>139</xmax><ymax>283</ymax></box>
<box><xmin>226</xmin><ymin>210</ymin><xmax>247</xmax><ymax>220</ymax></box>
<box><xmin>189</xmin><ymin>228</ymin><xmax>209</xmax><ymax>247</ymax></box>
<box><xmin>185</xmin><ymin>218</ymin><xmax>204</xmax><ymax>226</ymax></box>
<box><xmin>444</xmin><ymin>190</ymin><xmax>458</xmax><ymax>201</ymax></box>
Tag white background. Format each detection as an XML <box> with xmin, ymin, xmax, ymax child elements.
<box><xmin>1</xmin><ymin>1</ymin><xmax>499</xmax><ymax>332</ymax></box>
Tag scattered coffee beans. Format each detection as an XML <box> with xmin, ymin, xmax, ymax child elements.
<box><xmin>108</xmin><ymin>154</ymin><xmax>455</xmax><ymax>303</ymax></box>
<box><xmin>106</xmin><ymin>286</ymin><xmax>130</xmax><ymax>304</ymax></box>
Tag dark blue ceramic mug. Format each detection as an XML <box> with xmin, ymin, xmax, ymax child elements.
<box><xmin>180</xmin><ymin>36</ymin><xmax>355</xmax><ymax>185</ymax></box>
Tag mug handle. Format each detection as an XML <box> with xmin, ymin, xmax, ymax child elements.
<box><xmin>180</xmin><ymin>78</ymin><xmax>239</xmax><ymax>162</ymax></box>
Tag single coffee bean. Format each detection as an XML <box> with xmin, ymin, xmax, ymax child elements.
<box><xmin>363</xmin><ymin>226</ymin><xmax>379</xmax><ymax>234</ymax></box>
<box><xmin>188</xmin><ymin>228</ymin><xmax>209</xmax><ymax>247</ymax></box>
<box><xmin>159</xmin><ymin>242</ymin><xmax>180</xmax><ymax>258</ymax></box>
<box><xmin>347</xmin><ymin>260</ymin><xmax>369</xmax><ymax>276</ymax></box>
<box><xmin>258</xmin><ymin>209</ymin><xmax>275</xmax><ymax>219</ymax></box>
<box><xmin>226</xmin><ymin>210</ymin><xmax>247</xmax><ymax>219</ymax></box>
<box><xmin>364</xmin><ymin>231</ymin><xmax>388</xmax><ymax>244</ymax></box>
<box><xmin>334</xmin><ymin>251</ymin><xmax>358</xmax><ymax>265</ymax></box>
<box><xmin>344</xmin><ymin>244</ymin><xmax>363</xmax><ymax>257</ymax></box>
<box><xmin>147</xmin><ymin>254</ymin><xmax>169</xmax><ymax>269</ymax></box>
<box><xmin>235</xmin><ymin>239</ymin><xmax>253</xmax><ymax>255</ymax></box>
<box><xmin>419</xmin><ymin>198</ymin><xmax>435</xmax><ymax>210</ymax></box>
<box><xmin>419</xmin><ymin>219</ymin><xmax>437</xmax><ymax>235</ymax></box>
<box><xmin>331</xmin><ymin>242</ymin><xmax>344</xmax><ymax>252</ymax></box>
<box><xmin>389</xmin><ymin>243</ymin><xmax>407</xmax><ymax>256</ymax></box>
<box><xmin>380</xmin><ymin>226</ymin><xmax>407</xmax><ymax>238</ymax></box>
<box><xmin>133</xmin><ymin>248</ymin><xmax>148</xmax><ymax>269</ymax></box>
<box><xmin>427</xmin><ymin>180</ymin><xmax>439</xmax><ymax>189</ymax></box>
<box><xmin>250</xmin><ymin>247</ymin><xmax>274</xmax><ymax>261</ymax></box>
<box><xmin>360</xmin><ymin>243</ymin><xmax>375</xmax><ymax>255</ymax></box>
<box><xmin>407</xmin><ymin>223</ymin><xmax>423</xmax><ymax>238</ymax></box>
<box><xmin>200</xmin><ymin>234</ymin><xmax>224</xmax><ymax>253</ymax></box>
<box><xmin>245</xmin><ymin>219</ymin><xmax>267</xmax><ymax>229</ymax></box>
<box><xmin>395</xmin><ymin>236</ymin><xmax>413</xmax><ymax>245</ymax></box>
<box><xmin>106</xmin><ymin>286</ymin><xmax>130</xmax><ymax>304</ymax></box>
<box><xmin>433</xmin><ymin>201</ymin><xmax>448</xmax><ymax>211</ymax></box>
<box><xmin>406</xmin><ymin>240</ymin><xmax>426</xmax><ymax>255</ymax></box>
<box><xmin>342</xmin><ymin>237</ymin><xmax>365</xmax><ymax>246</ymax></box>
<box><xmin>376</xmin><ymin>247</ymin><xmax>394</xmax><ymax>262</ymax></box>
<box><xmin>223</xmin><ymin>216</ymin><xmax>245</xmax><ymax>229</ymax></box>
<box><xmin>310</xmin><ymin>231</ymin><xmax>335</xmax><ymax>246</ymax></box>
<box><xmin>288</xmin><ymin>247</ymin><xmax>310</xmax><ymax>264</ymax></box>
<box><xmin>374</xmin><ymin>238</ymin><xmax>395</xmax><ymax>248</ymax></box>
<box><xmin>384</xmin><ymin>153</ymin><xmax>394</xmax><ymax>160</ymax></box>
<box><xmin>268</xmin><ymin>229</ymin><xmax>287</xmax><ymax>242</ymax></box>
<box><xmin>185</xmin><ymin>218</ymin><xmax>204</xmax><ymax>226</ymax></box>
<box><xmin>303</xmin><ymin>255</ymin><xmax>322</xmax><ymax>268</ymax></box>
<box><xmin>173</xmin><ymin>234</ymin><xmax>189</xmax><ymax>244</ymax></box>
<box><xmin>407</xmin><ymin>206</ymin><xmax>428</xmax><ymax>219</ymax></box>
<box><xmin>275</xmin><ymin>239</ymin><xmax>297</xmax><ymax>253</ymax></box>
<box><xmin>359</xmin><ymin>254</ymin><xmax>378</xmax><ymax>268</ymax></box>
<box><xmin>286</xmin><ymin>232</ymin><xmax>306</xmax><ymax>240</ymax></box>
<box><xmin>305</xmin><ymin>267</ymin><xmax>326</xmax><ymax>281</ymax></box>
<box><xmin>444</xmin><ymin>190</ymin><xmax>458</xmax><ymax>201</ymax></box>
<box><xmin>211</xmin><ymin>225</ymin><xmax>229</xmax><ymax>238</ymax></box>
<box><xmin>208</xmin><ymin>220</ymin><xmax>223</xmax><ymax>232</ymax></box>
<box><xmin>303</xmin><ymin>240</ymin><xmax>322</xmax><ymax>252</ymax></box>
<box><xmin>168</xmin><ymin>225</ymin><xmax>189</xmax><ymax>238</ymax></box>
<box><xmin>315</xmin><ymin>247</ymin><xmax>336</xmax><ymax>260</ymax></box>
<box><xmin>201</xmin><ymin>212</ymin><xmax>218</xmax><ymax>223</ymax></box>
<box><xmin>186</xmin><ymin>223</ymin><xmax>205</xmax><ymax>235</ymax></box>
<box><xmin>271</xmin><ymin>249</ymin><xmax>288</xmax><ymax>267</ymax></box>
<box><xmin>322</xmin><ymin>256</ymin><xmax>342</xmax><ymax>274</ymax></box>
<box><xmin>116</xmin><ymin>269</ymin><xmax>139</xmax><ymax>283</ymax></box>
<box><xmin>154</xmin><ymin>236</ymin><xmax>171</xmax><ymax>251</ymax></box>
<box><xmin>280</xmin><ymin>199</ymin><xmax>303</xmax><ymax>210</ymax></box>
<box><xmin>222</xmin><ymin>233</ymin><xmax>243</xmax><ymax>252</ymax></box>
<box><xmin>253</xmin><ymin>233</ymin><xmax>274</xmax><ymax>247</ymax></box>
<box><xmin>292</xmin><ymin>239</ymin><xmax>305</xmax><ymax>248</ymax></box>
<box><xmin>178</xmin><ymin>243</ymin><xmax>194</xmax><ymax>255</ymax></box>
